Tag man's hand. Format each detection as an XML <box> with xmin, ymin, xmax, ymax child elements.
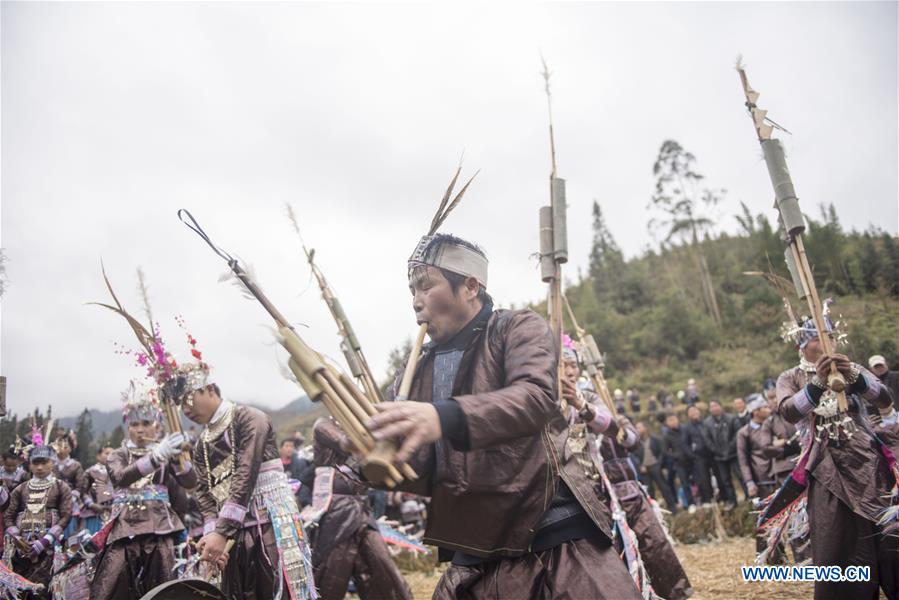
<box><xmin>198</xmin><ymin>531</ymin><xmax>229</xmax><ymax>568</ymax></box>
<box><xmin>747</xmin><ymin>482</ymin><xmax>759</xmax><ymax>498</ymax></box>
<box><xmin>773</xmin><ymin>438</ymin><xmax>786</xmax><ymax>448</ymax></box>
<box><xmin>815</xmin><ymin>355</ymin><xmax>833</xmax><ymax>383</ymax></box>
<box><xmin>830</xmin><ymin>353</ymin><xmax>853</xmax><ymax>379</ymax></box>
<box><xmin>561</xmin><ymin>379</ymin><xmax>583</xmax><ymax>410</ymax></box>
<box><xmin>367</xmin><ymin>402</ymin><xmax>442</xmax><ymax>464</ymax></box>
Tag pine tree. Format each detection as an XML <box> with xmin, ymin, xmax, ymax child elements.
<box><xmin>108</xmin><ymin>425</ymin><xmax>125</xmax><ymax>449</ymax></box>
<box><xmin>75</xmin><ymin>409</ymin><xmax>94</xmax><ymax>462</ymax></box>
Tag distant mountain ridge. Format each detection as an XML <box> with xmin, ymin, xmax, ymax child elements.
<box><xmin>56</xmin><ymin>395</ymin><xmax>313</xmax><ymax>435</ymax></box>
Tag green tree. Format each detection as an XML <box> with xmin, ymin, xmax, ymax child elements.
<box><xmin>75</xmin><ymin>409</ymin><xmax>94</xmax><ymax>462</ymax></box>
<box><xmin>649</xmin><ymin>140</ymin><xmax>725</xmax><ymax>326</ymax></box>
<box><xmin>108</xmin><ymin>425</ymin><xmax>125</xmax><ymax>449</ymax></box>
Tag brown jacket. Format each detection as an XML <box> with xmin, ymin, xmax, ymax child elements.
<box><xmin>193</xmin><ymin>403</ymin><xmax>280</xmax><ymax>538</ymax></box>
<box><xmin>389</xmin><ymin>308</ymin><xmax>613</xmax><ymax>558</ymax></box>
<box><xmin>5</xmin><ymin>477</ymin><xmax>73</xmax><ymax>541</ymax></box>
<box><xmin>761</xmin><ymin>412</ymin><xmax>800</xmax><ymax>478</ymax></box>
<box><xmin>105</xmin><ymin>443</ymin><xmax>196</xmax><ymax>544</ymax></box>
<box><xmin>777</xmin><ymin>364</ymin><xmax>894</xmax><ymax>523</ymax></box>
<box><xmin>736</xmin><ymin>422</ymin><xmax>773</xmax><ymax>486</ymax></box>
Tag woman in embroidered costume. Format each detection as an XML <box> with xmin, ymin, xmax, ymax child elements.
<box><xmin>79</xmin><ymin>444</ymin><xmax>115</xmax><ymax>535</ymax></box>
<box><xmin>774</xmin><ymin>315</ymin><xmax>898</xmax><ymax>599</ymax></box>
<box><xmin>3</xmin><ymin>441</ymin><xmax>72</xmax><ymax>600</ymax></box>
<box><xmin>89</xmin><ymin>381</ymin><xmax>197</xmax><ymax>600</ymax></box>
<box><xmin>170</xmin><ymin>343</ymin><xmax>316</xmax><ymax>600</ymax></box>
<box><xmin>49</xmin><ymin>437</ymin><xmax>84</xmax><ymax>542</ymax></box>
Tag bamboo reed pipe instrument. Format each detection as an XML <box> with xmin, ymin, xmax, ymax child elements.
<box><xmin>178</xmin><ymin>210</ymin><xmax>417</xmax><ymax>488</ymax></box>
<box><xmin>736</xmin><ymin>63</ymin><xmax>848</xmax><ymax>411</ymax></box>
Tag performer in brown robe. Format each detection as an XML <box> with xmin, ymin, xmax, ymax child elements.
<box><xmin>3</xmin><ymin>444</ymin><xmax>72</xmax><ymax>600</ymax></box>
<box><xmin>172</xmin><ymin>357</ymin><xmax>315</xmax><ymax>600</ymax></box>
<box><xmin>51</xmin><ymin>437</ymin><xmax>84</xmax><ymax>541</ymax></box>
<box><xmin>363</xmin><ymin>233</ymin><xmax>641</xmax><ymax>599</ymax></box>
<box><xmin>307</xmin><ymin>419</ymin><xmax>412</xmax><ymax>600</ymax></box>
<box><xmin>560</xmin><ymin>342</ymin><xmax>693</xmax><ymax>600</ymax></box>
<box><xmin>90</xmin><ymin>383</ymin><xmax>197</xmax><ymax>600</ymax></box>
<box><xmin>79</xmin><ymin>444</ymin><xmax>115</xmax><ymax>534</ymax></box>
<box><xmin>777</xmin><ymin>317</ymin><xmax>898</xmax><ymax>600</ymax></box>
<box><xmin>0</xmin><ymin>452</ymin><xmax>28</xmax><ymax>493</ymax></box>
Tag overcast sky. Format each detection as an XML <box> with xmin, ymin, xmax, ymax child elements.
<box><xmin>2</xmin><ymin>2</ymin><xmax>896</xmax><ymax>418</ymax></box>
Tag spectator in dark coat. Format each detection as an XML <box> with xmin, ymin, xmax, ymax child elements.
<box><xmin>279</xmin><ymin>439</ymin><xmax>315</xmax><ymax>507</ymax></box>
<box><xmin>662</xmin><ymin>413</ymin><xmax>693</xmax><ymax>509</ymax></box>
<box><xmin>627</xmin><ymin>389</ymin><xmax>641</xmax><ymax>413</ymax></box>
<box><xmin>631</xmin><ymin>421</ymin><xmax>678</xmax><ymax>513</ymax></box>
<box><xmin>732</xmin><ymin>397</ymin><xmax>751</xmax><ymax>429</ymax></box>
<box><xmin>869</xmin><ymin>355</ymin><xmax>899</xmax><ymax>410</ymax></box>
<box><xmin>683</xmin><ymin>405</ymin><xmax>713</xmax><ymax>504</ymax></box>
<box><xmin>702</xmin><ymin>399</ymin><xmax>741</xmax><ymax>507</ymax></box>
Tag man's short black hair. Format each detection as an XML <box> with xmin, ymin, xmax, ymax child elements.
<box><xmin>280</xmin><ymin>439</ymin><xmax>296</xmax><ymax>448</ymax></box>
<box><xmin>3</xmin><ymin>451</ymin><xmax>18</xmax><ymax>462</ymax></box>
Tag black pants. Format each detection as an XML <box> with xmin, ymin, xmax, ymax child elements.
<box><xmin>713</xmin><ymin>457</ymin><xmax>739</xmax><ymax>504</ymax></box>
<box><xmin>691</xmin><ymin>456</ymin><xmax>714</xmax><ymax>504</ymax></box>
<box><xmin>640</xmin><ymin>463</ymin><xmax>678</xmax><ymax>512</ymax></box>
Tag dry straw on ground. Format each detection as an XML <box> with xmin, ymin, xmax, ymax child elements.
<box><xmin>399</xmin><ymin>537</ymin><xmax>815</xmax><ymax>600</ymax></box>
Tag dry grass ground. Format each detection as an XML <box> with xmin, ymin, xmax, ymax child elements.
<box><xmin>398</xmin><ymin>536</ymin><xmax>816</xmax><ymax>600</ymax></box>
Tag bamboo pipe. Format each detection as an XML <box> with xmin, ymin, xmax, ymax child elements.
<box><xmin>338</xmin><ymin>371</ymin><xmax>418</xmax><ymax>481</ymax></box>
<box><xmin>788</xmin><ymin>240</ymin><xmax>848</xmax><ymax>410</ymax></box>
<box><xmin>363</xmin><ymin>323</ymin><xmax>428</xmax><ymax>484</ymax></box>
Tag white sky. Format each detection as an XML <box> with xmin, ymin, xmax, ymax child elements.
<box><xmin>2</xmin><ymin>1</ymin><xmax>897</xmax><ymax>417</ymax></box>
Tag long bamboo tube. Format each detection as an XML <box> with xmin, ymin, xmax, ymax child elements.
<box><xmin>363</xmin><ymin>323</ymin><xmax>428</xmax><ymax>484</ymax></box>
<box><xmin>789</xmin><ymin>240</ymin><xmax>848</xmax><ymax>410</ymax></box>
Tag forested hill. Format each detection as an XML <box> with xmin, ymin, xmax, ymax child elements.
<box><xmin>559</xmin><ymin>200</ymin><xmax>899</xmax><ymax>402</ymax></box>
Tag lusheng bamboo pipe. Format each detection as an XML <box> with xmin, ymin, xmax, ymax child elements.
<box><xmin>178</xmin><ymin>209</ymin><xmax>416</xmax><ymax>487</ymax></box>
<box><xmin>561</xmin><ymin>294</ymin><xmax>625</xmax><ymax>442</ymax></box>
<box><xmin>736</xmin><ymin>65</ymin><xmax>847</xmax><ymax>412</ymax></box>
<box><xmin>363</xmin><ymin>323</ymin><xmax>428</xmax><ymax>484</ymax></box>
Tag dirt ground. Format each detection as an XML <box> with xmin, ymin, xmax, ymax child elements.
<box><xmin>399</xmin><ymin>536</ymin><xmax>815</xmax><ymax>600</ymax></box>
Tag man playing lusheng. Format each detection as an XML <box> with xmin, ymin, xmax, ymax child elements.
<box><xmin>307</xmin><ymin>418</ymin><xmax>412</xmax><ymax>600</ymax></box>
<box><xmin>560</xmin><ymin>340</ymin><xmax>693</xmax><ymax>600</ymax></box>
<box><xmin>364</xmin><ymin>233</ymin><xmax>640</xmax><ymax>599</ymax></box>
<box><xmin>174</xmin><ymin>359</ymin><xmax>316</xmax><ymax>600</ymax></box>
<box><xmin>777</xmin><ymin>318</ymin><xmax>898</xmax><ymax>599</ymax></box>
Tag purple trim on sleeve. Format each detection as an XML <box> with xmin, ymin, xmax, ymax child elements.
<box><xmin>793</xmin><ymin>389</ymin><xmax>815</xmax><ymax>416</ymax></box>
<box><xmin>136</xmin><ymin>455</ymin><xmax>156</xmax><ymax>476</ymax></box>
<box><xmin>218</xmin><ymin>501</ymin><xmax>247</xmax><ymax>523</ymax></box>
<box><xmin>859</xmin><ymin>372</ymin><xmax>881</xmax><ymax>401</ymax></box>
<box><xmin>48</xmin><ymin>525</ymin><xmax>63</xmax><ymax>540</ymax></box>
<box><xmin>590</xmin><ymin>409</ymin><xmax>612</xmax><ymax>433</ymax></box>
<box><xmin>203</xmin><ymin>519</ymin><xmax>216</xmax><ymax>535</ymax></box>
<box><xmin>622</xmin><ymin>429</ymin><xmax>638</xmax><ymax>447</ymax></box>
<box><xmin>42</xmin><ymin>534</ymin><xmax>54</xmax><ymax>546</ymax></box>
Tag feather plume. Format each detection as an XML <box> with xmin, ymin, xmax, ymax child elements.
<box><xmin>427</xmin><ymin>157</ymin><xmax>479</xmax><ymax>236</ymax></box>
<box><xmin>89</xmin><ymin>262</ymin><xmax>156</xmax><ymax>359</ymax></box>
<box><xmin>136</xmin><ymin>267</ymin><xmax>156</xmax><ymax>336</ymax></box>
<box><xmin>217</xmin><ymin>258</ymin><xmax>261</xmax><ymax>301</ymax></box>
